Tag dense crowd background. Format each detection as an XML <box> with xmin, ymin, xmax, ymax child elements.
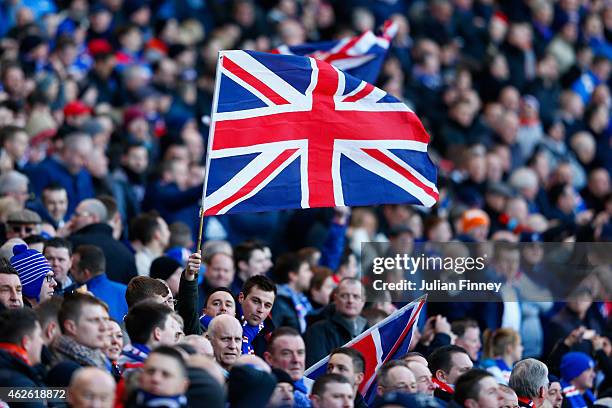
<box><xmin>0</xmin><ymin>0</ymin><xmax>610</xmax><ymax>407</ymax></box>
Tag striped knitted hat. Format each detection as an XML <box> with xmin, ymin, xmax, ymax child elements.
<box><xmin>10</xmin><ymin>244</ymin><xmax>52</xmax><ymax>302</ymax></box>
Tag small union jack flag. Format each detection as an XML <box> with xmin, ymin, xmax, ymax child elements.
<box><xmin>304</xmin><ymin>296</ymin><xmax>426</xmax><ymax>404</ymax></box>
<box><xmin>272</xmin><ymin>20</ymin><xmax>398</xmax><ymax>83</ymax></box>
<box><xmin>202</xmin><ymin>50</ymin><xmax>438</xmax><ymax>215</ymax></box>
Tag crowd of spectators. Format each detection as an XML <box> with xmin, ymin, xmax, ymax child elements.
<box><xmin>0</xmin><ymin>0</ymin><xmax>610</xmax><ymax>407</ymax></box>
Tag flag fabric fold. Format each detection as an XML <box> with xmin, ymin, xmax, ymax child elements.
<box><xmin>272</xmin><ymin>20</ymin><xmax>398</xmax><ymax>83</ymax></box>
<box><xmin>304</xmin><ymin>296</ymin><xmax>426</xmax><ymax>404</ymax></box>
<box><xmin>202</xmin><ymin>50</ymin><xmax>438</xmax><ymax>215</ymax></box>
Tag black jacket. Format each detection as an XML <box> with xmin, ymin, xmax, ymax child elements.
<box><xmin>270</xmin><ymin>294</ymin><xmax>301</xmax><ymax>334</ymax></box>
<box><xmin>434</xmin><ymin>388</ymin><xmax>453</xmax><ymax>408</ymax></box>
<box><xmin>304</xmin><ymin>312</ymin><xmax>368</xmax><ymax>368</ymax></box>
<box><xmin>186</xmin><ymin>367</ymin><xmax>225</xmax><ymax>408</ymax></box>
<box><xmin>0</xmin><ymin>349</ymin><xmax>47</xmax><ymax>408</ymax></box>
<box><xmin>177</xmin><ymin>272</ymin><xmax>203</xmax><ymax>336</ymax></box>
<box><xmin>413</xmin><ymin>333</ymin><xmax>452</xmax><ymax>357</ymax></box>
<box><xmin>354</xmin><ymin>392</ymin><xmax>368</xmax><ymax>408</ymax></box>
<box><xmin>250</xmin><ymin>316</ymin><xmax>276</xmax><ymax>358</ymax></box>
<box><xmin>197</xmin><ymin>278</ymin><xmax>217</xmax><ymax>313</ymax></box>
<box><xmin>69</xmin><ymin>223</ymin><xmax>138</xmax><ymax>284</ymax></box>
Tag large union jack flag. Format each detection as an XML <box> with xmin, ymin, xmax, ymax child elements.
<box><xmin>272</xmin><ymin>20</ymin><xmax>398</xmax><ymax>83</ymax></box>
<box><xmin>202</xmin><ymin>50</ymin><xmax>438</xmax><ymax>215</ymax></box>
<box><xmin>304</xmin><ymin>296</ymin><xmax>426</xmax><ymax>404</ymax></box>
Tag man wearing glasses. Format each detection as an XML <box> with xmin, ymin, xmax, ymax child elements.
<box><xmin>5</xmin><ymin>208</ymin><xmax>41</xmax><ymax>240</ymax></box>
<box><xmin>9</xmin><ymin>243</ymin><xmax>56</xmax><ymax>307</ymax></box>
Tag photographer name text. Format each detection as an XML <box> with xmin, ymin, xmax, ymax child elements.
<box><xmin>371</xmin><ymin>279</ymin><xmax>502</xmax><ymax>293</ymax></box>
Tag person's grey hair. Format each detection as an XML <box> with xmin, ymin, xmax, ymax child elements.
<box><xmin>0</xmin><ymin>171</ymin><xmax>28</xmax><ymax>195</ymax></box>
<box><xmin>202</xmin><ymin>240</ymin><xmax>233</xmax><ymax>262</ymax></box>
<box><xmin>377</xmin><ymin>360</ymin><xmax>411</xmax><ymax>388</ymax></box>
<box><xmin>0</xmin><ymin>238</ymin><xmax>27</xmax><ymax>261</ymax></box>
<box><xmin>530</xmin><ymin>0</ymin><xmax>552</xmax><ymax>14</ymax></box>
<box><xmin>122</xmin><ymin>64</ymin><xmax>149</xmax><ymax>82</ymax></box>
<box><xmin>69</xmin><ymin>366</ymin><xmax>116</xmax><ymax>392</ymax></box>
<box><xmin>63</xmin><ymin>133</ymin><xmax>93</xmax><ymax>152</ymax></box>
<box><xmin>509</xmin><ymin>167</ymin><xmax>538</xmax><ymax>191</ymax></box>
<box><xmin>79</xmin><ymin>199</ymin><xmax>108</xmax><ymax>222</ymax></box>
<box><xmin>570</xmin><ymin>131</ymin><xmax>595</xmax><ymax>151</ymax></box>
<box><xmin>207</xmin><ymin>314</ymin><xmax>241</xmax><ymax>339</ymax></box>
<box><xmin>509</xmin><ymin>358</ymin><xmax>548</xmax><ymax>398</ymax></box>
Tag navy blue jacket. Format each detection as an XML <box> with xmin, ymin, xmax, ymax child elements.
<box><xmin>27</xmin><ymin>156</ymin><xmax>94</xmax><ymax>216</ymax></box>
<box><xmin>143</xmin><ymin>181</ymin><xmax>201</xmax><ymax>241</ymax></box>
<box><xmin>69</xmin><ymin>223</ymin><xmax>138</xmax><ymax>284</ymax></box>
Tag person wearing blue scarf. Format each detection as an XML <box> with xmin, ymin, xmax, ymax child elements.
<box><xmin>560</xmin><ymin>352</ymin><xmax>596</xmax><ymax>408</ymax></box>
<box><xmin>237</xmin><ymin>275</ymin><xmax>277</xmax><ymax>355</ymax></box>
<box><xmin>199</xmin><ymin>287</ymin><xmax>236</xmax><ymax>331</ymax></box>
<box><xmin>263</xmin><ymin>327</ymin><xmax>312</xmax><ymax>408</ymax></box>
<box><xmin>241</xmin><ymin>317</ymin><xmax>266</xmax><ymax>355</ymax></box>
<box><xmin>119</xmin><ymin>342</ymin><xmax>150</xmax><ymax>372</ymax></box>
<box><xmin>270</xmin><ymin>253</ymin><xmax>313</xmax><ymax>334</ymax></box>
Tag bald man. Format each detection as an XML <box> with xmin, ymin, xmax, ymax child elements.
<box><xmin>403</xmin><ymin>352</ymin><xmax>428</xmax><ymax>367</ymax></box>
<box><xmin>181</xmin><ymin>335</ymin><xmax>214</xmax><ymax>357</ymax></box>
<box><xmin>207</xmin><ymin>314</ymin><xmax>242</xmax><ymax>372</ymax></box>
<box><xmin>67</xmin><ymin>367</ymin><xmax>116</xmax><ymax>408</ymax></box>
<box><xmin>68</xmin><ymin>197</ymin><xmax>138</xmax><ymax>284</ymax></box>
<box><xmin>235</xmin><ymin>354</ymin><xmax>272</xmax><ymax>372</ymax></box>
<box><xmin>67</xmin><ymin>199</ymin><xmax>108</xmax><ymax>235</ymax></box>
<box><xmin>406</xmin><ymin>361</ymin><xmax>435</xmax><ymax>396</ymax></box>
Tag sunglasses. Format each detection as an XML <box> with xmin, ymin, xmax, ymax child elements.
<box><xmin>8</xmin><ymin>225</ymin><xmax>35</xmax><ymax>234</ymax></box>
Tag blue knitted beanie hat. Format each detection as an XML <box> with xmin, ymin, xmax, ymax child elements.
<box><xmin>10</xmin><ymin>244</ymin><xmax>52</xmax><ymax>302</ymax></box>
<box><xmin>560</xmin><ymin>351</ymin><xmax>594</xmax><ymax>382</ymax></box>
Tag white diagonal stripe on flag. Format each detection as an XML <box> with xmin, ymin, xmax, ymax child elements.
<box><xmin>220</xmin><ymin>64</ymin><xmax>276</xmax><ymax>107</ymax></box>
<box><xmin>379</xmin><ymin>148</ymin><xmax>439</xmax><ymax>193</ymax></box>
<box><xmin>225</xmin><ymin>51</ymin><xmax>309</xmax><ymax>104</ymax></box>
<box><xmin>340</xmin><ymin>145</ymin><xmax>437</xmax><ymax>207</ymax></box>
<box><xmin>204</xmin><ymin>147</ymin><xmax>303</xmax><ymax>214</ymax></box>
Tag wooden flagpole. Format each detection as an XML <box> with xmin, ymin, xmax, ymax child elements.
<box><xmin>196</xmin><ymin>206</ymin><xmax>205</xmax><ymax>254</ymax></box>
<box><xmin>194</xmin><ymin>205</ymin><xmax>205</xmax><ymax>279</ymax></box>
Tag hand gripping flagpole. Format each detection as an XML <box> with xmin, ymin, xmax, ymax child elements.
<box><xmin>196</xmin><ymin>205</ymin><xmax>205</xmax><ymax>255</ymax></box>
<box><xmin>194</xmin><ymin>198</ymin><xmax>205</xmax><ymax>280</ymax></box>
